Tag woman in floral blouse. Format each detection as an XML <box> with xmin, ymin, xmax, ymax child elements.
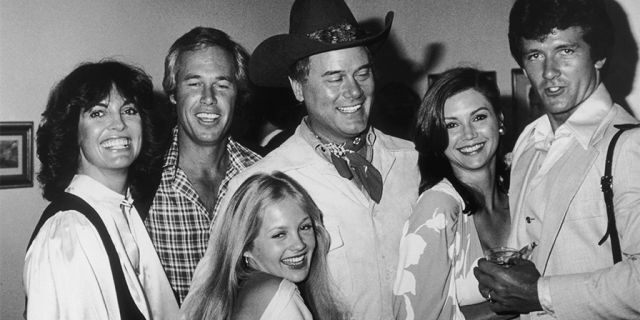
<box><xmin>393</xmin><ymin>67</ymin><xmax>514</xmax><ymax>320</ymax></box>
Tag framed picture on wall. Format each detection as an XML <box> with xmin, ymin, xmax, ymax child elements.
<box><xmin>0</xmin><ymin>122</ymin><xmax>34</xmax><ymax>189</ymax></box>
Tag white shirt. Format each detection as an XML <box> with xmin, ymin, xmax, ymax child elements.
<box><xmin>260</xmin><ymin>279</ymin><xmax>313</xmax><ymax>320</ymax></box>
<box><xmin>509</xmin><ymin>84</ymin><xmax>634</xmax><ymax>318</ymax></box>
<box><xmin>24</xmin><ymin>174</ymin><xmax>178</xmax><ymax>320</ymax></box>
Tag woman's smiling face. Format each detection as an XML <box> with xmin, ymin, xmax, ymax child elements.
<box><xmin>443</xmin><ymin>88</ymin><xmax>501</xmax><ymax>175</ymax></box>
<box><xmin>244</xmin><ymin>198</ymin><xmax>316</xmax><ymax>283</ymax></box>
<box><xmin>77</xmin><ymin>86</ymin><xmax>142</xmax><ymax>180</ymax></box>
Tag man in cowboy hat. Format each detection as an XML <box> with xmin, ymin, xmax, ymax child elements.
<box><xmin>188</xmin><ymin>0</ymin><xmax>420</xmax><ymax>318</ymax></box>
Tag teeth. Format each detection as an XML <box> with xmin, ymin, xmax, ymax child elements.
<box><xmin>282</xmin><ymin>255</ymin><xmax>305</xmax><ymax>266</ymax></box>
<box><xmin>196</xmin><ymin>112</ymin><xmax>220</xmax><ymax>121</ymax></box>
<box><xmin>459</xmin><ymin>143</ymin><xmax>483</xmax><ymax>153</ymax></box>
<box><xmin>337</xmin><ymin>104</ymin><xmax>361</xmax><ymax>113</ymax></box>
<box><xmin>101</xmin><ymin>138</ymin><xmax>130</xmax><ymax>150</ymax></box>
<box><xmin>547</xmin><ymin>87</ymin><xmax>560</xmax><ymax>93</ymax></box>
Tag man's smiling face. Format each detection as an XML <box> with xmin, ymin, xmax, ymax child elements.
<box><xmin>290</xmin><ymin>46</ymin><xmax>374</xmax><ymax>143</ymax></box>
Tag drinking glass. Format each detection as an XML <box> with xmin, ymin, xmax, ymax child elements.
<box><xmin>484</xmin><ymin>247</ymin><xmax>519</xmax><ymax>266</ymax></box>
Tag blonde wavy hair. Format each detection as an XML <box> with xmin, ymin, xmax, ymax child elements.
<box><xmin>181</xmin><ymin>171</ymin><xmax>347</xmax><ymax>320</ymax></box>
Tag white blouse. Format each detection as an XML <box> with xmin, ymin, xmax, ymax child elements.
<box><xmin>24</xmin><ymin>174</ymin><xmax>178</xmax><ymax>320</ymax></box>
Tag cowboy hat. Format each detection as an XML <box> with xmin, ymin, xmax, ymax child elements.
<box><xmin>249</xmin><ymin>0</ymin><xmax>393</xmax><ymax>87</ymax></box>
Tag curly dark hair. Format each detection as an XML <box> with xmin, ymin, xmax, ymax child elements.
<box><xmin>508</xmin><ymin>0</ymin><xmax>614</xmax><ymax>67</ymax></box>
<box><xmin>37</xmin><ymin>60</ymin><xmax>165</xmax><ymax>203</ymax></box>
<box><xmin>414</xmin><ymin>67</ymin><xmax>508</xmax><ymax>214</ymax></box>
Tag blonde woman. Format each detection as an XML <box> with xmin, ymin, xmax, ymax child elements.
<box><xmin>181</xmin><ymin>172</ymin><xmax>347</xmax><ymax>320</ymax></box>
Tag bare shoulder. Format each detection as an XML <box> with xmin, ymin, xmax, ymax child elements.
<box><xmin>233</xmin><ymin>272</ymin><xmax>283</xmax><ymax>320</ymax></box>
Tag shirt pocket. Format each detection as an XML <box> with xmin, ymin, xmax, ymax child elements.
<box><xmin>564</xmin><ymin>197</ymin><xmax>606</xmax><ymax>221</ymax></box>
<box><xmin>326</xmin><ymin>223</ymin><xmax>344</xmax><ymax>251</ymax></box>
<box><xmin>325</xmin><ymin>223</ymin><xmax>353</xmax><ymax>299</ymax></box>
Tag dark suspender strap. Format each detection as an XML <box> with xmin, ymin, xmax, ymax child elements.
<box><xmin>598</xmin><ymin>124</ymin><xmax>640</xmax><ymax>264</ymax></box>
<box><xmin>27</xmin><ymin>193</ymin><xmax>146</xmax><ymax>320</ymax></box>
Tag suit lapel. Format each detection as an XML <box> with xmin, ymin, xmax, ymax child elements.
<box><xmin>510</xmin><ymin>144</ymin><xmax>538</xmax><ymax>213</ymax></box>
<box><xmin>374</xmin><ymin>140</ymin><xmax>395</xmax><ymax>185</ymax></box>
<box><xmin>535</xmin><ymin>142</ymin><xmax>599</xmax><ymax>273</ymax></box>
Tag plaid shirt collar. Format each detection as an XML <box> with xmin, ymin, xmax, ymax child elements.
<box><xmin>148</xmin><ymin>126</ymin><xmax>261</xmax><ymax>303</ymax></box>
<box><xmin>161</xmin><ymin>126</ymin><xmax>261</xmax><ymax>218</ymax></box>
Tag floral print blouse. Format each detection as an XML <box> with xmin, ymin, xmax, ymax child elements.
<box><xmin>393</xmin><ymin>178</ymin><xmax>486</xmax><ymax>320</ymax></box>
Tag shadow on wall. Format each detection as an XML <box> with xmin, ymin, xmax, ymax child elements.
<box><xmin>604</xmin><ymin>0</ymin><xmax>638</xmax><ymax>114</ymax></box>
<box><xmin>371</xmin><ymin>82</ymin><xmax>421</xmax><ymax>140</ymax></box>
<box><xmin>153</xmin><ymin>90</ymin><xmax>175</xmax><ymax>152</ymax></box>
<box><xmin>239</xmin><ymin>86</ymin><xmax>305</xmax><ymax>156</ymax></box>
<box><xmin>359</xmin><ymin>17</ymin><xmax>445</xmax><ymax>140</ymax></box>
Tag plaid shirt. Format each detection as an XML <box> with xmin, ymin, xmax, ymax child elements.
<box><xmin>145</xmin><ymin>127</ymin><xmax>260</xmax><ymax>304</ymax></box>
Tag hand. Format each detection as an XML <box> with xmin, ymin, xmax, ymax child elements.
<box><xmin>460</xmin><ymin>301</ymin><xmax>519</xmax><ymax>320</ymax></box>
<box><xmin>473</xmin><ymin>257</ymin><xmax>543</xmax><ymax>314</ymax></box>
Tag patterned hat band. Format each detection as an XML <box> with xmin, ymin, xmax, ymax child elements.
<box><xmin>306</xmin><ymin>22</ymin><xmax>366</xmax><ymax>44</ymax></box>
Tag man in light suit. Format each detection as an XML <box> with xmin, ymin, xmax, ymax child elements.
<box><xmin>187</xmin><ymin>0</ymin><xmax>420</xmax><ymax>318</ymax></box>
<box><xmin>474</xmin><ymin>0</ymin><xmax>640</xmax><ymax>319</ymax></box>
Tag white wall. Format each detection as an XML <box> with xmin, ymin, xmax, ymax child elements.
<box><xmin>616</xmin><ymin>0</ymin><xmax>640</xmax><ymax>116</ymax></box>
<box><xmin>1</xmin><ymin>1</ymin><xmax>638</xmax><ymax>319</ymax></box>
<box><xmin>352</xmin><ymin>0</ymin><xmax>515</xmax><ymax>97</ymax></box>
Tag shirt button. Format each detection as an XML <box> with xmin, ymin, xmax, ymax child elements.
<box><xmin>526</xmin><ymin>216</ymin><xmax>535</xmax><ymax>223</ymax></box>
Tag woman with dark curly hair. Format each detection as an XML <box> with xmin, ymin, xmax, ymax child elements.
<box><xmin>24</xmin><ymin>61</ymin><xmax>178</xmax><ymax>320</ymax></box>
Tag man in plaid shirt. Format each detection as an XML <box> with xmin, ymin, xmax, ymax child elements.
<box><xmin>145</xmin><ymin>27</ymin><xmax>261</xmax><ymax>304</ymax></box>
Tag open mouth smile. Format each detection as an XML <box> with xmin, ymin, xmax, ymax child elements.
<box><xmin>281</xmin><ymin>253</ymin><xmax>307</xmax><ymax>269</ymax></box>
<box><xmin>101</xmin><ymin>137</ymin><xmax>130</xmax><ymax>150</ymax></box>
<box><xmin>337</xmin><ymin>104</ymin><xmax>362</xmax><ymax>114</ymax></box>
<box><xmin>195</xmin><ymin>112</ymin><xmax>221</xmax><ymax>122</ymax></box>
<box><xmin>458</xmin><ymin>142</ymin><xmax>485</xmax><ymax>155</ymax></box>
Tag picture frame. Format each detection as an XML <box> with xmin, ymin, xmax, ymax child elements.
<box><xmin>0</xmin><ymin>122</ymin><xmax>34</xmax><ymax>189</ymax></box>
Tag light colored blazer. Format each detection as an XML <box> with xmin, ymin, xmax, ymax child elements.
<box><xmin>188</xmin><ymin>122</ymin><xmax>420</xmax><ymax>320</ymax></box>
<box><xmin>509</xmin><ymin>86</ymin><xmax>640</xmax><ymax>319</ymax></box>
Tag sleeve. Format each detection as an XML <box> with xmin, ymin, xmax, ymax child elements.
<box><xmin>24</xmin><ymin>211</ymin><xmax>114</xmax><ymax>320</ymax></box>
<box><xmin>392</xmin><ymin>189</ymin><xmax>460</xmax><ymax>320</ymax></box>
<box><xmin>269</xmin><ymin>290</ymin><xmax>312</xmax><ymax>320</ymax></box>
<box><xmin>537</xmin><ymin>276</ymin><xmax>554</xmax><ymax>315</ymax></box>
<box><xmin>257</xmin><ymin>280</ymin><xmax>312</xmax><ymax>320</ymax></box>
<box><xmin>545</xmin><ymin>129</ymin><xmax>640</xmax><ymax>319</ymax></box>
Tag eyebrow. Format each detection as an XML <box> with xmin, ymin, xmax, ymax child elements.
<box><xmin>321</xmin><ymin>70</ymin><xmax>343</xmax><ymax>77</ymax></box>
<box><xmin>523</xmin><ymin>41</ymin><xmax>580</xmax><ymax>54</ymax></box>
<box><xmin>321</xmin><ymin>63</ymin><xmax>373</xmax><ymax>78</ymax></box>
<box><xmin>299</xmin><ymin>216</ymin><xmax>312</xmax><ymax>225</ymax></box>
<box><xmin>266</xmin><ymin>216</ymin><xmax>312</xmax><ymax>233</ymax></box>
<box><xmin>556</xmin><ymin>43</ymin><xmax>579</xmax><ymax>51</ymax></box>
<box><xmin>182</xmin><ymin>73</ymin><xmax>233</xmax><ymax>82</ymax></box>
<box><xmin>444</xmin><ymin>106</ymin><xmax>490</xmax><ymax>120</ymax></box>
<box><xmin>357</xmin><ymin>63</ymin><xmax>373</xmax><ymax>72</ymax></box>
